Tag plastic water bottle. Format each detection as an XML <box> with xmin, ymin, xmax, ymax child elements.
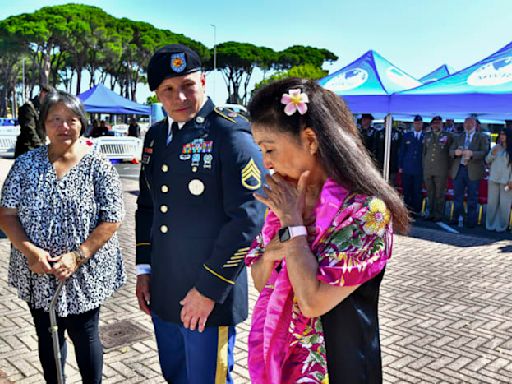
<box><xmin>458</xmin><ymin>215</ymin><xmax>464</xmax><ymax>228</ymax></box>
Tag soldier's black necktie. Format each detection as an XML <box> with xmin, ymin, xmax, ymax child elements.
<box><xmin>168</xmin><ymin>121</ymin><xmax>180</xmax><ymax>144</ymax></box>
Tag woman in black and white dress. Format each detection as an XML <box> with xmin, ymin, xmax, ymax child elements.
<box><xmin>0</xmin><ymin>90</ymin><xmax>126</xmax><ymax>384</ymax></box>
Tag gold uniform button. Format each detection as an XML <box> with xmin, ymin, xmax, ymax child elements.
<box><xmin>161</xmin><ymin>185</ymin><xmax>169</xmax><ymax>193</ymax></box>
<box><xmin>162</xmin><ymin>164</ymin><xmax>169</xmax><ymax>173</ymax></box>
<box><xmin>160</xmin><ymin>225</ymin><xmax>168</xmax><ymax>233</ymax></box>
<box><xmin>160</xmin><ymin>205</ymin><xmax>168</xmax><ymax>213</ymax></box>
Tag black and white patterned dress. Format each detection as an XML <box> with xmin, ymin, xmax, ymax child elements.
<box><xmin>1</xmin><ymin>146</ymin><xmax>126</xmax><ymax>317</ymax></box>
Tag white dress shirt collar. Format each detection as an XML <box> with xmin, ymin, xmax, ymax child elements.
<box><xmin>166</xmin><ymin>97</ymin><xmax>208</xmax><ymax>142</ymax></box>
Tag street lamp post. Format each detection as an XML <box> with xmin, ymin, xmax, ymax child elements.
<box><xmin>210</xmin><ymin>24</ymin><xmax>217</xmax><ymax>101</ymax></box>
<box><xmin>22</xmin><ymin>58</ymin><xmax>26</xmax><ymax>105</ymax></box>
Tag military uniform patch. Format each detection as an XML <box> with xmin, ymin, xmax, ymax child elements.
<box><xmin>241</xmin><ymin>158</ymin><xmax>261</xmax><ymax>190</ymax></box>
<box><xmin>170</xmin><ymin>53</ymin><xmax>186</xmax><ymax>72</ymax></box>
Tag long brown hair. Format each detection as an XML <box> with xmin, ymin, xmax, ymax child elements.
<box><xmin>248</xmin><ymin>77</ymin><xmax>409</xmax><ymax>234</ymax></box>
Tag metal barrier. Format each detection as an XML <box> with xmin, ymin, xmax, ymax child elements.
<box><xmin>92</xmin><ymin>136</ymin><xmax>142</xmax><ymax>161</ymax></box>
<box><xmin>1</xmin><ymin>127</ymin><xmax>141</xmax><ymax>161</ymax></box>
<box><xmin>0</xmin><ymin>127</ymin><xmax>19</xmax><ymax>157</ymax></box>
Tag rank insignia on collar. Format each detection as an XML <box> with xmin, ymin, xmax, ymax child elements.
<box><xmin>196</xmin><ymin>116</ymin><xmax>205</xmax><ymax>124</ymax></box>
<box><xmin>170</xmin><ymin>53</ymin><xmax>186</xmax><ymax>73</ymax></box>
<box><xmin>241</xmin><ymin>158</ymin><xmax>261</xmax><ymax>191</ymax></box>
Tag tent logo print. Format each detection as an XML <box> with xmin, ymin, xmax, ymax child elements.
<box><xmin>324</xmin><ymin>68</ymin><xmax>368</xmax><ymax>91</ymax></box>
<box><xmin>386</xmin><ymin>67</ymin><xmax>421</xmax><ymax>88</ymax></box>
<box><xmin>467</xmin><ymin>57</ymin><xmax>512</xmax><ymax>87</ymax></box>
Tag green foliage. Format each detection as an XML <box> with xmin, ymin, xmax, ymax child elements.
<box><xmin>207</xmin><ymin>41</ymin><xmax>276</xmax><ymax>104</ymax></box>
<box><xmin>145</xmin><ymin>94</ymin><xmax>158</xmax><ymax>105</ymax></box>
<box><xmin>254</xmin><ymin>63</ymin><xmax>328</xmax><ymax>90</ymax></box>
<box><xmin>0</xmin><ymin>3</ymin><xmax>209</xmax><ymax>104</ymax></box>
<box><xmin>0</xmin><ymin>3</ymin><xmax>338</xmax><ymax>114</ymax></box>
<box><xmin>277</xmin><ymin>45</ymin><xmax>338</xmax><ymax>70</ymax></box>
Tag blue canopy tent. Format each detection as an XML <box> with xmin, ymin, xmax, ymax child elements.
<box><xmin>79</xmin><ymin>84</ymin><xmax>150</xmax><ymax>115</ymax></box>
<box><xmin>390</xmin><ymin>41</ymin><xmax>512</xmax><ymax>117</ymax></box>
<box><xmin>419</xmin><ymin>64</ymin><xmax>451</xmax><ymax>84</ymax></box>
<box><xmin>318</xmin><ymin>50</ymin><xmax>422</xmax><ymax>113</ymax></box>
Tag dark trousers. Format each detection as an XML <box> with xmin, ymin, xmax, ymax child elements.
<box><xmin>424</xmin><ymin>173</ymin><xmax>447</xmax><ymax>220</ymax></box>
<box><xmin>402</xmin><ymin>173</ymin><xmax>423</xmax><ymax>214</ymax></box>
<box><xmin>152</xmin><ymin>312</ymin><xmax>235</xmax><ymax>384</ymax></box>
<box><xmin>30</xmin><ymin>306</ymin><xmax>103</xmax><ymax>384</ymax></box>
<box><xmin>453</xmin><ymin>165</ymin><xmax>479</xmax><ymax>225</ymax></box>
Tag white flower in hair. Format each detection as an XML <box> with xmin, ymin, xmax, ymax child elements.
<box><xmin>280</xmin><ymin>89</ymin><xmax>309</xmax><ymax>116</ymax></box>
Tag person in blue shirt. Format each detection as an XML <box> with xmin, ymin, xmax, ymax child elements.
<box><xmin>135</xmin><ymin>44</ymin><xmax>266</xmax><ymax>384</ymax></box>
<box><xmin>399</xmin><ymin>115</ymin><xmax>424</xmax><ymax>216</ymax></box>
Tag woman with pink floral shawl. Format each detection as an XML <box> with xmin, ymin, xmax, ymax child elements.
<box><xmin>246</xmin><ymin>78</ymin><xmax>409</xmax><ymax>384</ymax></box>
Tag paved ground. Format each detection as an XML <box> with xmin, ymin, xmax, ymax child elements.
<box><xmin>1</xmin><ymin>158</ymin><xmax>511</xmax><ymax>383</ymax></box>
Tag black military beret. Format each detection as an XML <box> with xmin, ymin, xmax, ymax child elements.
<box><xmin>413</xmin><ymin>115</ymin><xmax>423</xmax><ymax>122</ymax></box>
<box><xmin>361</xmin><ymin>113</ymin><xmax>374</xmax><ymax>120</ymax></box>
<box><xmin>147</xmin><ymin>44</ymin><xmax>202</xmax><ymax>91</ymax></box>
<box><xmin>431</xmin><ymin>115</ymin><xmax>442</xmax><ymax>122</ymax></box>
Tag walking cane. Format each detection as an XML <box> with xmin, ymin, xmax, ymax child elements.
<box><xmin>49</xmin><ymin>280</ymin><xmax>65</xmax><ymax>384</ymax></box>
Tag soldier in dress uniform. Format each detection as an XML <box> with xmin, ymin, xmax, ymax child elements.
<box><xmin>358</xmin><ymin>113</ymin><xmax>376</xmax><ymax>159</ymax></box>
<box><xmin>399</xmin><ymin>115</ymin><xmax>424</xmax><ymax>216</ymax></box>
<box><xmin>372</xmin><ymin>119</ymin><xmax>402</xmax><ymax>184</ymax></box>
<box><xmin>14</xmin><ymin>85</ymin><xmax>53</xmax><ymax>158</ymax></box>
<box><xmin>135</xmin><ymin>44</ymin><xmax>266</xmax><ymax>383</ymax></box>
<box><xmin>422</xmin><ymin>116</ymin><xmax>453</xmax><ymax>221</ymax></box>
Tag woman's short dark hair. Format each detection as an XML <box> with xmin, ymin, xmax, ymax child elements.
<box><xmin>248</xmin><ymin>77</ymin><xmax>409</xmax><ymax>233</ymax></box>
<box><xmin>39</xmin><ymin>90</ymin><xmax>88</xmax><ymax>135</ymax></box>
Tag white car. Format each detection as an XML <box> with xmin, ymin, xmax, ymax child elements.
<box><xmin>219</xmin><ymin>104</ymin><xmax>248</xmax><ymax>117</ymax></box>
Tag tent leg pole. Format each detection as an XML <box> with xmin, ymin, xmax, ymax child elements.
<box><xmin>383</xmin><ymin>114</ymin><xmax>393</xmax><ymax>183</ymax></box>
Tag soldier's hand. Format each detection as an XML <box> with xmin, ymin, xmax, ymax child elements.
<box><xmin>180</xmin><ymin>288</ymin><xmax>214</xmax><ymax>332</ymax></box>
<box><xmin>136</xmin><ymin>274</ymin><xmax>151</xmax><ymax>315</ymax></box>
<box><xmin>454</xmin><ymin>149</ymin><xmax>463</xmax><ymax>156</ymax></box>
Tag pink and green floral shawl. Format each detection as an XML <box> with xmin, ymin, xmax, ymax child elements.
<box><xmin>245</xmin><ymin>179</ymin><xmax>393</xmax><ymax>384</ymax></box>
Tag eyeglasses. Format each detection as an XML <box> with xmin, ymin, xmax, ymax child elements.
<box><xmin>46</xmin><ymin>116</ymin><xmax>81</xmax><ymax>128</ymax></box>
